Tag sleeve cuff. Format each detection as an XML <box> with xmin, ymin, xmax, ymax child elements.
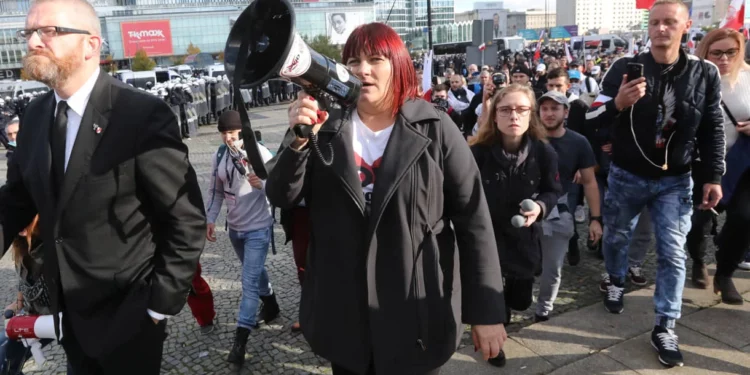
<box><xmin>709</xmin><ymin>173</ymin><xmax>723</xmax><ymax>185</ymax></box>
<box><xmin>147</xmin><ymin>309</ymin><xmax>171</xmax><ymax>320</ymax></box>
<box><xmin>606</xmin><ymin>99</ymin><xmax>621</xmax><ymax>115</ymax></box>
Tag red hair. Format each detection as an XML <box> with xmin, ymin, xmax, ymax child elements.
<box><xmin>342</xmin><ymin>23</ymin><xmax>418</xmax><ymax>117</ymax></box>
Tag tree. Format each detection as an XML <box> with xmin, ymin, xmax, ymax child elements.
<box><xmin>302</xmin><ymin>34</ymin><xmax>341</xmax><ymax>62</ymax></box>
<box><xmin>187</xmin><ymin>42</ymin><xmax>201</xmax><ymax>55</ymax></box>
<box><xmin>132</xmin><ymin>49</ymin><xmax>156</xmax><ymax>71</ymax></box>
<box><xmin>170</xmin><ymin>55</ymin><xmax>185</xmax><ymax>65</ymax></box>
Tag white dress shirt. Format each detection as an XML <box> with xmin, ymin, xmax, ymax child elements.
<box><xmin>54</xmin><ymin>68</ymin><xmax>168</xmax><ymax>322</ymax></box>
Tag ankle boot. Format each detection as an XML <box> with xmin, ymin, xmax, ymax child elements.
<box><xmin>227</xmin><ymin>327</ymin><xmax>251</xmax><ymax>364</ymax></box>
<box><xmin>692</xmin><ymin>262</ymin><xmax>709</xmax><ymax>289</ymax></box>
<box><xmin>258</xmin><ymin>293</ymin><xmax>280</xmax><ymax>323</ymax></box>
<box><xmin>714</xmin><ymin>276</ymin><xmax>744</xmax><ymax>305</ymax></box>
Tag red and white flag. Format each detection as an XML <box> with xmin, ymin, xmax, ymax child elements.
<box><xmin>720</xmin><ymin>0</ymin><xmax>745</xmax><ymax>30</ymax></box>
<box><xmin>533</xmin><ymin>30</ymin><xmax>546</xmax><ymax>63</ymax></box>
<box><xmin>478</xmin><ymin>43</ymin><xmax>486</xmax><ymax>51</ymax></box>
<box><xmin>635</xmin><ymin>0</ymin><xmax>655</xmax><ymax>10</ymax></box>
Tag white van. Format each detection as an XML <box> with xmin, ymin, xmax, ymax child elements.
<box><xmin>171</xmin><ymin>64</ymin><xmax>193</xmax><ymax>77</ymax></box>
<box><xmin>208</xmin><ymin>64</ymin><xmax>225</xmax><ymax>78</ymax></box>
<box><xmin>494</xmin><ymin>36</ymin><xmax>526</xmax><ymax>52</ymax></box>
<box><xmin>154</xmin><ymin>67</ymin><xmax>181</xmax><ymax>83</ymax></box>
<box><xmin>0</xmin><ymin>80</ymin><xmax>50</xmax><ymax>99</ymax></box>
<box><xmin>571</xmin><ymin>34</ymin><xmax>628</xmax><ymax>54</ymax></box>
<box><xmin>115</xmin><ymin>70</ymin><xmax>157</xmax><ymax>88</ymax></box>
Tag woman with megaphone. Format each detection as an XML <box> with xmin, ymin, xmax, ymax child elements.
<box><xmin>266</xmin><ymin>22</ymin><xmax>508</xmax><ymax>375</ymax></box>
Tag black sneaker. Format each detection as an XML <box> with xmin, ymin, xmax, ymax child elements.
<box><xmin>604</xmin><ymin>283</ymin><xmax>624</xmax><ymax>314</ymax></box>
<box><xmin>628</xmin><ymin>266</ymin><xmax>648</xmax><ymax>286</ymax></box>
<box><xmin>599</xmin><ymin>273</ymin><xmax>611</xmax><ymax>292</ymax></box>
<box><xmin>534</xmin><ymin>314</ymin><xmax>549</xmax><ymax>323</ymax></box>
<box><xmin>651</xmin><ymin>326</ymin><xmax>684</xmax><ymax>367</ymax></box>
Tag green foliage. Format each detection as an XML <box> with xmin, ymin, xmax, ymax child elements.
<box><xmin>187</xmin><ymin>42</ymin><xmax>201</xmax><ymax>55</ymax></box>
<box><xmin>132</xmin><ymin>49</ymin><xmax>156</xmax><ymax>71</ymax></box>
<box><xmin>302</xmin><ymin>34</ymin><xmax>341</xmax><ymax>62</ymax></box>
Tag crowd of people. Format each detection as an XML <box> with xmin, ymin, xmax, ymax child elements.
<box><xmin>0</xmin><ymin>0</ymin><xmax>748</xmax><ymax>374</ymax></box>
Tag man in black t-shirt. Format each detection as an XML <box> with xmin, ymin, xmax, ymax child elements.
<box><xmin>535</xmin><ymin>91</ymin><xmax>602</xmax><ymax>322</ymax></box>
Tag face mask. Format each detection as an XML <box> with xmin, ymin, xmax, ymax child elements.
<box><xmin>7</xmin><ymin>141</ymin><xmax>16</xmax><ymax>148</ymax></box>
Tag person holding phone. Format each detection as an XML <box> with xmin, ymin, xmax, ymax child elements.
<box><xmin>585</xmin><ymin>0</ymin><xmax>725</xmax><ymax>367</ymax></box>
<box><xmin>694</xmin><ymin>28</ymin><xmax>750</xmax><ymax>304</ymax></box>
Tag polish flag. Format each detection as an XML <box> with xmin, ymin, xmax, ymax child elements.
<box><xmin>533</xmin><ymin>30</ymin><xmax>546</xmax><ymax>63</ymax></box>
<box><xmin>636</xmin><ymin>0</ymin><xmax>656</xmax><ymax>10</ymax></box>
<box><xmin>478</xmin><ymin>43</ymin><xmax>486</xmax><ymax>51</ymax></box>
<box><xmin>721</xmin><ymin>0</ymin><xmax>745</xmax><ymax>30</ymax></box>
<box><xmin>564</xmin><ymin>42</ymin><xmax>573</xmax><ymax>63</ymax></box>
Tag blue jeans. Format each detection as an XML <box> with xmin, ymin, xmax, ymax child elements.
<box><xmin>596</xmin><ymin>174</ymin><xmax>654</xmax><ymax>267</ymax></box>
<box><xmin>602</xmin><ymin>164</ymin><xmax>693</xmax><ymax>329</ymax></box>
<box><xmin>228</xmin><ymin>226</ymin><xmax>274</xmax><ymax>330</ymax></box>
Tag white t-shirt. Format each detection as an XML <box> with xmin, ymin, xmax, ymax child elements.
<box><xmin>352</xmin><ymin>110</ymin><xmax>394</xmax><ymax>209</ymax></box>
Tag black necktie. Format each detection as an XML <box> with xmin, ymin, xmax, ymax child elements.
<box><xmin>51</xmin><ymin>100</ymin><xmax>68</xmax><ymax>196</ymax></box>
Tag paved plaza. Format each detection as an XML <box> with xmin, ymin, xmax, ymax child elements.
<box><xmin>0</xmin><ymin>104</ymin><xmax>747</xmax><ymax>374</ymax></box>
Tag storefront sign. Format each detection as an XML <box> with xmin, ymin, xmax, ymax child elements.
<box><xmin>121</xmin><ymin>20</ymin><xmax>173</xmax><ymax>58</ymax></box>
<box><xmin>0</xmin><ymin>69</ymin><xmax>21</xmax><ymax>80</ymax></box>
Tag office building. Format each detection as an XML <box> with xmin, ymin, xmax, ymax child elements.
<box><xmin>556</xmin><ymin>0</ymin><xmax>644</xmax><ymax>33</ymax></box>
<box><xmin>375</xmin><ymin>0</ymin><xmax>455</xmax><ymax>37</ymax></box>
<box><xmin>0</xmin><ymin>0</ymin><xmax>376</xmax><ymax>75</ymax></box>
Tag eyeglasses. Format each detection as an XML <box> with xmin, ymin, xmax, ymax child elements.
<box><xmin>16</xmin><ymin>26</ymin><xmax>90</xmax><ymax>42</ymax></box>
<box><xmin>497</xmin><ymin>106</ymin><xmax>531</xmax><ymax>117</ymax></box>
<box><xmin>708</xmin><ymin>48</ymin><xmax>739</xmax><ymax>59</ymax></box>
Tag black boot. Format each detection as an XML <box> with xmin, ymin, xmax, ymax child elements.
<box><xmin>227</xmin><ymin>327</ymin><xmax>250</xmax><ymax>364</ymax></box>
<box><xmin>258</xmin><ymin>293</ymin><xmax>280</xmax><ymax>323</ymax></box>
<box><xmin>487</xmin><ymin>349</ymin><xmax>506</xmax><ymax>367</ymax></box>
<box><xmin>692</xmin><ymin>262</ymin><xmax>709</xmax><ymax>289</ymax></box>
<box><xmin>714</xmin><ymin>276</ymin><xmax>744</xmax><ymax>305</ymax></box>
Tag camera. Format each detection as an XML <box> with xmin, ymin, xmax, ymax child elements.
<box><xmin>492</xmin><ymin>73</ymin><xmax>507</xmax><ymax>86</ymax></box>
<box><xmin>431</xmin><ymin>97</ymin><xmax>450</xmax><ymax>113</ymax></box>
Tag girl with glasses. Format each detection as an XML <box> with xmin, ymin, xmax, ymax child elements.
<box><xmin>468</xmin><ymin>84</ymin><xmax>562</xmax><ymax>367</ymax></box>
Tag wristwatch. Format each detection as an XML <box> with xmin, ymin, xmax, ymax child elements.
<box><xmin>590</xmin><ymin>216</ymin><xmax>603</xmax><ymax>225</ymax></box>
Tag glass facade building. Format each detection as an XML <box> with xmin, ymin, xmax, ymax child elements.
<box><xmin>374</xmin><ymin>0</ymin><xmax>455</xmax><ymax>37</ymax></box>
<box><xmin>0</xmin><ymin>0</ymin><xmax>375</xmax><ymax>72</ymax></box>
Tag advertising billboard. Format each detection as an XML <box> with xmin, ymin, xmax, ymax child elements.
<box><xmin>480</xmin><ymin>9</ymin><xmax>508</xmax><ymax>39</ymax></box>
<box><xmin>326</xmin><ymin>12</ymin><xmax>366</xmax><ymax>45</ymax></box>
<box><xmin>690</xmin><ymin>0</ymin><xmax>714</xmax><ymax>27</ymax></box>
<box><xmin>121</xmin><ymin>20</ymin><xmax>173</xmax><ymax>58</ymax></box>
<box><xmin>550</xmin><ymin>25</ymin><xmax>578</xmax><ymax>39</ymax></box>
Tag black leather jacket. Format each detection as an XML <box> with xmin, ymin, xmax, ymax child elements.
<box><xmin>585</xmin><ymin>49</ymin><xmax>725</xmax><ymax>183</ymax></box>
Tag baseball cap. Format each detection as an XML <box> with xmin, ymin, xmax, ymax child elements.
<box><xmin>568</xmin><ymin>69</ymin><xmax>582</xmax><ymax>80</ymax></box>
<box><xmin>591</xmin><ymin>66</ymin><xmax>602</xmax><ymax>75</ymax></box>
<box><xmin>539</xmin><ymin>91</ymin><xmax>569</xmax><ymax>108</ymax></box>
<box><xmin>511</xmin><ymin>65</ymin><xmax>532</xmax><ymax>77</ymax></box>
<box><xmin>536</xmin><ymin>63</ymin><xmax>547</xmax><ymax>72</ymax></box>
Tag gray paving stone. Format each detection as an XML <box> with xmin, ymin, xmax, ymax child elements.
<box><xmin>0</xmin><ymin>103</ymin><xmax>736</xmax><ymax>374</ymax></box>
<box><xmin>546</xmin><ymin>353</ymin><xmax>637</xmax><ymax>375</ymax></box>
<box><xmin>604</xmin><ymin>326</ymin><xmax>750</xmax><ymax>374</ymax></box>
<box><xmin>443</xmin><ymin>339</ymin><xmax>555</xmax><ymax>375</ymax></box>
<box><xmin>679</xmin><ymin>292</ymin><xmax>750</xmax><ymax>350</ymax></box>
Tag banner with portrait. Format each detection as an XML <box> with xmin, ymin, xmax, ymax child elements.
<box><xmin>326</xmin><ymin>12</ymin><xmax>366</xmax><ymax>45</ymax></box>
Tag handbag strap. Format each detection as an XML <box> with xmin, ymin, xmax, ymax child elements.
<box><xmin>721</xmin><ymin>101</ymin><xmax>740</xmax><ymax>127</ymax></box>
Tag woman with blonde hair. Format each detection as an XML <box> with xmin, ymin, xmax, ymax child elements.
<box><xmin>691</xmin><ymin>28</ymin><xmax>750</xmax><ymax>304</ymax></box>
<box><xmin>469</xmin><ymin>84</ymin><xmax>562</xmax><ymax>367</ymax></box>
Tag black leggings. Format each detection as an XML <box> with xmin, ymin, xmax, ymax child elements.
<box><xmin>686</xmin><ymin>162</ymin><xmax>722</xmax><ymax>264</ymax></box>
<box><xmin>503</xmin><ymin>277</ymin><xmax>535</xmax><ymax>324</ymax></box>
<box><xmin>715</xmin><ymin>169</ymin><xmax>750</xmax><ymax>278</ymax></box>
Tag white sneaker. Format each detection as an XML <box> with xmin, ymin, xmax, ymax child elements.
<box><xmin>738</xmin><ymin>261</ymin><xmax>750</xmax><ymax>271</ymax></box>
<box><xmin>575</xmin><ymin>205</ymin><xmax>586</xmax><ymax>223</ymax></box>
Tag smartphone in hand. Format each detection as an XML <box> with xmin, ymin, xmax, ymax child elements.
<box><xmin>627</xmin><ymin>63</ymin><xmax>644</xmax><ymax>82</ymax></box>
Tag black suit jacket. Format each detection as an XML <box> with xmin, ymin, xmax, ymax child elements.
<box><xmin>0</xmin><ymin>71</ymin><xmax>207</xmax><ymax>358</ymax></box>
